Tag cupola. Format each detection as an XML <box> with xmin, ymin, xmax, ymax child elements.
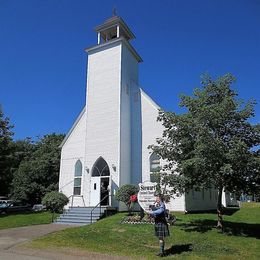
<box><xmin>95</xmin><ymin>15</ymin><xmax>135</xmax><ymax>45</ymax></box>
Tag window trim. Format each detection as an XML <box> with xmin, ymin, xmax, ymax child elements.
<box><xmin>91</xmin><ymin>157</ymin><xmax>110</xmax><ymax>177</ymax></box>
<box><xmin>73</xmin><ymin>160</ymin><xmax>82</xmax><ymax>195</ymax></box>
<box><xmin>149</xmin><ymin>153</ymin><xmax>161</xmax><ymax>172</ymax></box>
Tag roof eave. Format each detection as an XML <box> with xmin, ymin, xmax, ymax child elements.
<box><xmin>85</xmin><ymin>37</ymin><xmax>143</xmax><ymax>63</ymax></box>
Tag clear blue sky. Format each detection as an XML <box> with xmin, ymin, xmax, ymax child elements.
<box><xmin>1</xmin><ymin>0</ymin><xmax>259</xmax><ymax>140</ymax></box>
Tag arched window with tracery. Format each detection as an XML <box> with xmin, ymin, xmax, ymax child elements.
<box><xmin>74</xmin><ymin>160</ymin><xmax>82</xmax><ymax>195</ymax></box>
<box><xmin>92</xmin><ymin>157</ymin><xmax>110</xmax><ymax>177</ymax></box>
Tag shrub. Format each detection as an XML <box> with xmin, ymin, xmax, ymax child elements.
<box><xmin>42</xmin><ymin>191</ymin><xmax>68</xmax><ymax>221</ymax></box>
<box><xmin>115</xmin><ymin>184</ymin><xmax>138</xmax><ymax>211</ymax></box>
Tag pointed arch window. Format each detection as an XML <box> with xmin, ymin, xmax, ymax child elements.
<box><xmin>150</xmin><ymin>153</ymin><xmax>160</xmax><ymax>172</ymax></box>
<box><xmin>92</xmin><ymin>157</ymin><xmax>110</xmax><ymax>177</ymax></box>
<box><xmin>150</xmin><ymin>153</ymin><xmax>160</xmax><ymax>182</ymax></box>
<box><xmin>74</xmin><ymin>160</ymin><xmax>82</xmax><ymax>195</ymax></box>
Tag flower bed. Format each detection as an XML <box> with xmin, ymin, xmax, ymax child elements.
<box><xmin>121</xmin><ymin>213</ymin><xmax>177</xmax><ymax>225</ymax></box>
<box><xmin>121</xmin><ymin>214</ymin><xmax>154</xmax><ymax>225</ymax></box>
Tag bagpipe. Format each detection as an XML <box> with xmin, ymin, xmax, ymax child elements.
<box><xmin>148</xmin><ymin>204</ymin><xmax>176</xmax><ymax>226</ymax></box>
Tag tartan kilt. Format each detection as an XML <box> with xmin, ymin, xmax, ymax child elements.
<box><xmin>154</xmin><ymin>222</ymin><xmax>170</xmax><ymax>239</ymax></box>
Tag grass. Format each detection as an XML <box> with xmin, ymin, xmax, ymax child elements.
<box><xmin>28</xmin><ymin>202</ymin><xmax>260</xmax><ymax>259</ymax></box>
<box><xmin>0</xmin><ymin>211</ymin><xmax>57</xmax><ymax>230</ymax></box>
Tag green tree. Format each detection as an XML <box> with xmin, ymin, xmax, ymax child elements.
<box><xmin>0</xmin><ymin>105</ymin><xmax>14</xmax><ymax>196</ymax></box>
<box><xmin>42</xmin><ymin>191</ymin><xmax>68</xmax><ymax>222</ymax></box>
<box><xmin>11</xmin><ymin>133</ymin><xmax>65</xmax><ymax>204</ymax></box>
<box><xmin>9</xmin><ymin>138</ymin><xmax>35</xmax><ymax>179</ymax></box>
<box><xmin>150</xmin><ymin>74</ymin><xmax>260</xmax><ymax>226</ymax></box>
<box><xmin>115</xmin><ymin>184</ymin><xmax>139</xmax><ymax>211</ymax></box>
<box><xmin>11</xmin><ymin>138</ymin><xmax>35</xmax><ymax>165</ymax></box>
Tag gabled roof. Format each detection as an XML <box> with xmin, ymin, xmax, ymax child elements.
<box><xmin>59</xmin><ymin>107</ymin><xmax>86</xmax><ymax>148</ymax></box>
<box><xmin>140</xmin><ymin>88</ymin><xmax>162</xmax><ymax>110</ymax></box>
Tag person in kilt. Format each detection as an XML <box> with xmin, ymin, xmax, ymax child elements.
<box><xmin>150</xmin><ymin>195</ymin><xmax>170</xmax><ymax>257</ymax></box>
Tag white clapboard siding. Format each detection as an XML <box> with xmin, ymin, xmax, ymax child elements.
<box><xmin>59</xmin><ymin>109</ymin><xmax>87</xmax><ymax>205</ymax></box>
<box><xmin>85</xmin><ymin>41</ymin><xmax>122</xmax><ymax>206</ymax></box>
<box><xmin>185</xmin><ymin>188</ymin><xmax>218</xmax><ymax>211</ymax></box>
<box><xmin>120</xmin><ymin>42</ymin><xmax>139</xmax><ymax>186</ymax></box>
<box><xmin>140</xmin><ymin>89</ymin><xmax>163</xmax><ymax>181</ymax></box>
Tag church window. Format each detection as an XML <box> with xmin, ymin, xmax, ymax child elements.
<box><xmin>74</xmin><ymin>160</ymin><xmax>82</xmax><ymax>195</ymax></box>
<box><xmin>92</xmin><ymin>157</ymin><xmax>110</xmax><ymax>177</ymax></box>
<box><xmin>150</xmin><ymin>153</ymin><xmax>160</xmax><ymax>172</ymax></box>
<box><xmin>150</xmin><ymin>153</ymin><xmax>160</xmax><ymax>182</ymax></box>
<box><xmin>150</xmin><ymin>172</ymin><xmax>157</xmax><ymax>183</ymax></box>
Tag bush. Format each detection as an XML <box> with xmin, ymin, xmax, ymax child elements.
<box><xmin>115</xmin><ymin>184</ymin><xmax>138</xmax><ymax>211</ymax></box>
<box><xmin>42</xmin><ymin>191</ymin><xmax>68</xmax><ymax>221</ymax></box>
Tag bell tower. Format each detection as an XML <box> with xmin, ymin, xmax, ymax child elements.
<box><xmin>95</xmin><ymin>15</ymin><xmax>135</xmax><ymax>44</ymax></box>
<box><xmin>84</xmin><ymin>16</ymin><xmax>142</xmax><ymax>206</ymax></box>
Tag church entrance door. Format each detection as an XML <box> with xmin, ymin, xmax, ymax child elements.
<box><xmin>90</xmin><ymin>177</ymin><xmax>110</xmax><ymax>206</ymax></box>
<box><xmin>90</xmin><ymin>177</ymin><xmax>100</xmax><ymax>206</ymax></box>
<box><xmin>90</xmin><ymin>157</ymin><xmax>110</xmax><ymax>206</ymax></box>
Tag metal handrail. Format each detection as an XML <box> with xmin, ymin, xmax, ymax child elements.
<box><xmin>67</xmin><ymin>195</ymin><xmax>86</xmax><ymax>207</ymax></box>
<box><xmin>59</xmin><ymin>180</ymin><xmax>74</xmax><ymax>193</ymax></box>
<box><xmin>90</xmin><ymin>194</ymin><xmax>111</xmax><ymax>223</ymax></box>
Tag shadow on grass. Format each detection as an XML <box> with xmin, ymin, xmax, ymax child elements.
<box><xmin>164</xmin><ymin>243</ymin><xmax>193</xmax><ymax>256</ymax></box>
<box><xmin>0</xmin><ymin>211</ymin><xmax>35</xmax><ymax>218</ymax></box>
<box><xmin>177</xmin><ymin>220</ymin><xmax>260</xmax><ymax>239</ymax></box>
<box><xmin>186</xmin><ymin>207</ymin><xmax>240</xmax><ymax>216</ymax></box>
<box><xmin>223</xmin><ymin>207</ymin><xmax>240</xmax><ymax>216</ymax></box>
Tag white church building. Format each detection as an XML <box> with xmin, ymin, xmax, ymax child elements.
<box><xmin>58</xmin><ymin>16</ymin><xmax>236</xmax><ymax>212</ymax></box>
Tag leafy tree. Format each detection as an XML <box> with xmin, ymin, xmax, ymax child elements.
<box><xmin>115</xmin><ymin>184</ymin><xmax>139</xmax><ymax>211</ymax></box>
<box><xmin>42</xmin><ymin>191</ymin><xmax>68</xmax><ymax>222</ymax></box>
<box><xmin>11</xmin><ymin>133</ymin><xmax>65</xmax><ymax>204</ymax></box>
<box><xmin>150</xmin><ymin>74</ymin><xmax>260</xmax><ymax>226</ymax></box>
<box><xmin>9</xmin><ymin>138</ymin><xmax>35</xmax><ymax>181</ymax></box>
<box><xmin>11</xmin><ymin>138</ymin><xmax>35</xmax><ymax>165</ymax></box>
<box><xmin>0</xmin><ymin>105</ymin><xmax>14</xmax><ymax>196</ymax></box>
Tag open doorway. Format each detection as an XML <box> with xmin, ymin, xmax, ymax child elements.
<box><xmin>90</xmin><ymin>157</ymin><xmax>110</xmax><ymax>206</ymax></box>
<box><xmin>100</xmin><ymin>177</ymin><xmax>109</xmax><ymax>206</ymax></box>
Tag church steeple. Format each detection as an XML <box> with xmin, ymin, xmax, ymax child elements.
<box><xmin>95</xmin><ymin>16</ymin><xmax>135</xmax><ymax>45</ymax></box>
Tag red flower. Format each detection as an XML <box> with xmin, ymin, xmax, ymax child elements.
<box><xmin>130</xmin><ymin>194</ymin><xmax>138</xmax><ymax>202</ymax></box>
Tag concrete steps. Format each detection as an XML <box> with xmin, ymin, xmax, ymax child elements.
<box><xmin>55</xmin><ymin>207</ymin><xmax>107</xmax><ymax>225</ymax></box>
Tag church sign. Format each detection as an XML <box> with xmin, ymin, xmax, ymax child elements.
<box><xmin>137</xmin><ymin>181</ymin><xmax>157</xmax><ymax>213</ymax></box>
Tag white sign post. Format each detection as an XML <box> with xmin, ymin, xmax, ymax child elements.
<box><xmin>137</xmin><ymin>181</ymin><xmax>157</xmax><ymax>213</ymax></box>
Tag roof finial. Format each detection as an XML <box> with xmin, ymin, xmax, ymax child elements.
<box><xmin>112</xmin><ymin>6</ymin><xmax>117</xmax><ymax>17</ymax></box>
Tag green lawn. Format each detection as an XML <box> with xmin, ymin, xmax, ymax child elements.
<box><xmin>28</xmin><ymin>202</ymin><xmax>260</xmax><ymax>259</ymax></box>
<box><xmin>0</xmin><ymin>211</ymin><xmax>57</xmax><ymax>230</ymax></box>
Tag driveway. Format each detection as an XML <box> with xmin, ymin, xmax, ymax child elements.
<box><xmin>0</xmin><ymin>224</ymin><xmax>130</xmax><ymax>259</ymax></box>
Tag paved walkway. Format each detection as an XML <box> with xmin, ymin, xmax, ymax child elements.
<box><xmin>0</xmin><ymin>224</ymin><xmax>130</xmax><ymax>259</ymax></box>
